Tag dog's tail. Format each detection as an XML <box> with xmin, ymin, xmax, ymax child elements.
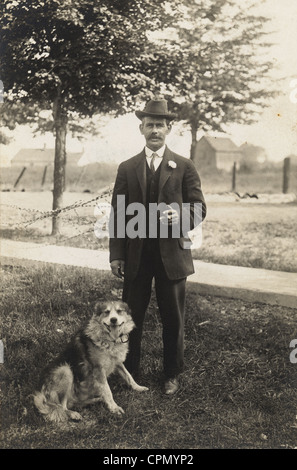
<box><xmin>33</xmin><ymin>390</ymin><xmax>68</xmax><ymax>423</ymax></box>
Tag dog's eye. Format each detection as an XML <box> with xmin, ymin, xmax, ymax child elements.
<box><xmin>116</xmin><ymin>309</ymin><xmax>122</xmax><ymax>313</ymax></box>
<box><xmin>104</xmin><ymin>310</ymin><xmax>110</xmax><ymax>315</ymax></box>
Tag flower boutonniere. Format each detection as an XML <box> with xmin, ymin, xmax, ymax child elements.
<box><xmin>168</xmin><ymin>160</ymin><xmax>177</xmax><ymax>169</ymax></box>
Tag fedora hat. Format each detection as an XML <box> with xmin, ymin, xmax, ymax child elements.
<box><xmin>135</xmin><ymin>99</ymin><xmax>176</xmax><ymax>120</ymax></box>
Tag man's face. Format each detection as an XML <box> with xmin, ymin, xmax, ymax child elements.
<box><xmin>139</xmin><ymin>117</ymin><xmax>171</xmax><ymax>151</ymax></box>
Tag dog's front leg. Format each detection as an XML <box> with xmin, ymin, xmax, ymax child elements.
<box><xmin>98</xmin><ymin>378</ymin><xmax>125</xmax><ymax>415</ymax></box>
<box><xmin>116</xmin><ymin>363</ymin><xmax>149</xmax><ymax>392</ymax></box>
<box><xmin>61</xmin><ymin>395</ymin><xmax>82</xmax><ymax>421</ymax></box>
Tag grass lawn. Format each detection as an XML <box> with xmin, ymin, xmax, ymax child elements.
<box><xmin>1</xmin><ymin>264</ymin><xmax>297</xmax><ymax>449</ymax></box>
<box><xmin>193</xmin><ymin>201</ymin><xmax>297</xmax><ymax>272</ymax></box>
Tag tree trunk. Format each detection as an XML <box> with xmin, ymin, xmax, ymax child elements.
<box><xmin>190</xmin><ymin>122</ymin><xmax>198</xmax><ymax>161</ymax></box>
<box><xmin>52</xmin><ymin>92</ymin><xmax>67</xmax><ymax>236</ymax></box>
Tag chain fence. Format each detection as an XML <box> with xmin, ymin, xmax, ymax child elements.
<box><xmin>0</xmin><ymin>185</ymin><xmax>114</xmax><ymax>248</ymax></box>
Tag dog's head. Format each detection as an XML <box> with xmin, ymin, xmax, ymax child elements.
<box><xmin>92</xmin><ymin>301</ymin><xmax>135</xmax><ymax>342</ymax></box>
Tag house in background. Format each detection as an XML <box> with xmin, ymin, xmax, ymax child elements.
<box><xmin>240</xmin><ymin>143</ymin><xmax>268</xmax><ymax>166</ymax></box>
<box><xmin>193</xmin><ymin>135</ymin><xmax>242</xmax><ymax>171</ymax></box>
<box><xmin>11</xmin><ymin>146</ymin><xmax>83</xmax><ymax>167</ymax></box>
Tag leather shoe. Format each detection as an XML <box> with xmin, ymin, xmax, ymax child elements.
<box><xmin>164</xmin><ymin>377</ymin><xmax>179</xmax><ymax>395</ymax></box>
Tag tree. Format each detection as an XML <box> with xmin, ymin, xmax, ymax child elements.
<box><xmin>0</xmin><ymin>129</ymin><xmax>12</xmax><ymax>145</ymax></box>
<box><xmin>143</xmin><ymin>0</ymin><xmax>276</xmax><ymax>160</ymax></box>
<box><xmin>0</xmin><ymin>0</ymin><xmax>177</xmax><ymax>233</ymax></box>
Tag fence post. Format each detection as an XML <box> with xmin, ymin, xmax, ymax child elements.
<box><xmin>232</xmin><ymin>161</ymin><xmax>237</xmax><ymax>191</ymax></box>
<box><xmin>75</xmin><ymin>167</ymin><xmax>86</xmax><ymax>187</ymax></box>
<box><xmin>41</xmin><ymin>165</ymin><xmax>48</xmax><ymax>187</ymax></box>
<box><xmin>14</xmin><ymin>167</ymin><xmax>26</xmax><ymax>188</ymax></box>
<box><xmin>282</xmin><ymin>157</ymin><xmax>290</xmax><ymax>194</ymax></box>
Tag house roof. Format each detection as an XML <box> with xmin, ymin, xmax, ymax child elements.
<box><xmin>202</xmin><ymin>136</ymin><xmax>241</xmax><ymax>153</ymax></box>
<box><xmin>12</xmin><ymin>148</ymin><xmax>83</xmax><ymax>165</ymax></box>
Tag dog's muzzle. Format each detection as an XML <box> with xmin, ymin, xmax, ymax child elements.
<box><xmin>103</xmin><ymin>320</ymin><xmax>124</xmax><ymax>331</ymax></box>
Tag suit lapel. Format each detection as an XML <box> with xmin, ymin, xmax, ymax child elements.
<box><xmin>158</xmin><ymin>147</ymin><xmax>175</xmax><ymax>202</ymax></box>
<box><xmin>134</xmin><ymin>150</ymin><xmax>147</xmax><ymax>206</ymax></box>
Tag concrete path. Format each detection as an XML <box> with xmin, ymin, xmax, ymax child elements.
<box><xmin>1</xmin><ymin>239</ymin><xmax>296</xmax><ymax>309</ymax></box>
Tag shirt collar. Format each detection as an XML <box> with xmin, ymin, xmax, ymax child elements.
<box><xmin>145</xmin><ymin>145</ymin><xmax>166</xmax><ymax>158</ymax></box>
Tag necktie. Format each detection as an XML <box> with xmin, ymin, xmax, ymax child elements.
<box><xmin>150</xmin><ymin>153</ymin><xmax>158</xmax><ymax>174</ymax></box>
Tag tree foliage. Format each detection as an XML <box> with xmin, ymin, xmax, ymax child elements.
<box><xmin>0</xmin><ymin>0</ymin><xmax>178</xmax><ymax>232</ymax></box>
<box><xmin>141</xmin><ymin>0</ymin><xmax>276</xmax><ymax>158</ymax></box>
<box><xmin>1</xmin><ymin>0</ymin><xmax>178</xmax><ymax>117</ymax></box>
<box><xmin>1</xmin><ymin>0</ymin><xmax>275</xmax><ymax>149</ymax></box>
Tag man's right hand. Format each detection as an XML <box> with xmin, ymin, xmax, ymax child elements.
<box><xmin>110</xmin><ymin>259</ymin><xmax>125</xmax><ymax>279</ymax></box>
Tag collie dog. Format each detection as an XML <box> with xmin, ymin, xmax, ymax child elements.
<box><xmin>34</xmin><ymin>301</ymin><xmax>148</xmax><ymax>423</ymax></box>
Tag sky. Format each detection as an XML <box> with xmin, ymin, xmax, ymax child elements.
<box><xmin>1</xmin><ymin>0</ymin><xmax>296</xmax><ymax>166</ymax></box>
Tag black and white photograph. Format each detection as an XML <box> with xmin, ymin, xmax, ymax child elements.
<box><xmin>0</xmin><ymin>0</ymin><xmax>297</xmax><ymax>452</ymax></box>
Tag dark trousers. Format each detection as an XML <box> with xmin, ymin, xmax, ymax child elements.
<box><xmin>123</xmin><ymin>239</ymin><xmax>186</xmax><ymax>378</ymax></box>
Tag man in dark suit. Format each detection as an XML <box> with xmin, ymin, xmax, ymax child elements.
<box><xmin>109</xmin><ymin>99</ymin><xmax>206</xmax><ymax>394</ymax></box>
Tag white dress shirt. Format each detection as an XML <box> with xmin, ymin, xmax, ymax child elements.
<box><xmin>145</xmin><ymin>145</ymin><xmax>166</xmax><ymax>172</ymax></box>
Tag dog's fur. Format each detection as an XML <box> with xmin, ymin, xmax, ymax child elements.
<box><xmin>34</xmin><ymin>301</ymin><xmax>148</xmax><ymax>423</ymax></box>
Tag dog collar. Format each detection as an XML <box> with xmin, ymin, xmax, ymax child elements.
<box><xmin>119</xmin><ymin>334</ymin><xmax>129</xmax><ymax>343</ymax></box>
<box><xmin>107</xmin><ymin>333</ymin><xmax>129</xmax><ymax>344</ymax></box>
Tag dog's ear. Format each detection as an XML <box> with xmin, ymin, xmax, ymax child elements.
<box><xmin>94</xmin><ymin>301</ymin><xmax>104</xmax><ymax>315</ymax></box>
<box><xmin>120</xmin><ymin>301</ymin><xmax>131</xmax><ymax>315</ymax></box>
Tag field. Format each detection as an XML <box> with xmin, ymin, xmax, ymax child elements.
<box><xmin>1</xmin><ymin>160</ymin><xmax>297</xmax><ymax>194</ymax></box>
<box><xmin>0</xmin><ymin>162</ymin><xmax>118</xmax><ymax>193</ymax></box>
<box><xmin>1</xmin><ymin>264</ymin><xmax>297</xmax><ymax>449</ymax></box>
<box><xmin>194</xmin><ymin>200</ymin><xmax>297</xmax><ymax>272</ymax></box>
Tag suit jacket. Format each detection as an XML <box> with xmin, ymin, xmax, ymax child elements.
<box><xmin>109</xmin><ymin>146</ymin><xmax>207</xmax><ymax>281</ymax></box>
